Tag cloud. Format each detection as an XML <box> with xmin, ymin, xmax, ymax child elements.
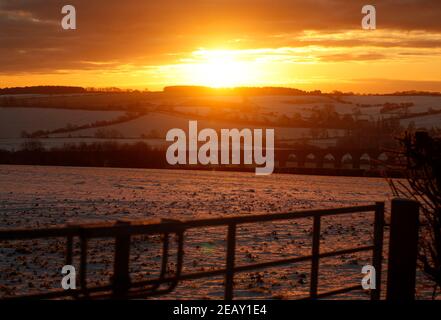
<box><xmin>350</xmin><ymin>78</ymin><xmax>441</xmax><ymax>93</ymax></box>
<box><xmin>318</xmin><ymin>53</ymin><xmax>388</xmax><ymax>62</ymax></box>
<box><xmin>0</xmin><ymin>0</ymin><xmax>441</xmax><ymax>87</ymax></box>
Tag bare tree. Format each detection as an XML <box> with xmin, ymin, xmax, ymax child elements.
<box><xmin>388</xmin><ymin>131</ymin><xmax>441</xmax><ymax>298</ymax></box>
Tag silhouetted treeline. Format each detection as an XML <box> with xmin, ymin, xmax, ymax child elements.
<box><xmin>0</xmin><ymin>142</ymin><xmax>166</xmax><ymax>169</ymax></box>
<box><xmin>0</xmin><ymin>86</ymin><xmax>87</xmax><ymax>95</ymax></box>
<box><xmin>163</xmin><ymin>86</ymin><xmax>323</xmax><ymax>96</ymax></box>
<box><xmin>22</xmin><ymin>112</ymin><xmax>144</xmax><ymax>138</ymax></box>
<box><xmin>0</xmin><ymin>139</ymin><xmax>406</xmax><ymax>177</ymax></box>
<box><xmin>2</xmin><ymin>85</ymin><xmax>441</xmax><ymax>96</ymax></box>
<box><xmin>385</xmin><ymin>91</ymin><xmax>441</xmax><ymax>96</ymax></box>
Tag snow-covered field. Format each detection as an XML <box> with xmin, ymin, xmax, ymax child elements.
<box><xmin>54</xmin><ymin>113</ymin><xmax>321</xmax><ymax>141</ymax></box>
<box><xmin>1</xmin><ymin>94</ymin><xmax>440</xmax><ymax>151</ymax></box>
<box><xmin>171</xmin><ymin>95</ymin><xmax>441</xmax><ymax>120</ymax></box>
<box><xmin>0</xmin><ymin>107</ymin><xmax>125</xmax><ymax>139</ymax></box>
<box><xmin>401</xmin><ymin>113</ymin><xmax>441</xmax><ymax>129</ymax></box>
<box><xmin>0</xmin><ymin>165</ymin><xmax>435</xmax><ymax>299</ymax></box>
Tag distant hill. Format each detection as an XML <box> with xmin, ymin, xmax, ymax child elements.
<box><xmin>163</xmin><ymin>86</ymin><xmax>323</xmax><ymax>96</ymax></box>
<box><xmin>0</xmin><ymin>86</ymin><xmax>87</xmax><ymax>95</ymax></box>
<box><xmin>162</xmin><ymin>86</ymin><xmax>441</xmax><ymax>96</ymax></box>
<box><xmin>2</xmin><ymin>85</ymin><xmax>441</xmax><ymax>96</ymax></box>
<box><xmin>385</xmin><ymin>91</ymin><xmax>441</xmax><ymax>96</ymax></box>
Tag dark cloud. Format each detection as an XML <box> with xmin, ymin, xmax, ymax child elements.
<box><xmin>319</xmin><ymin>53</ymin><xmax>388</xmax><ymax>62</ymax></box>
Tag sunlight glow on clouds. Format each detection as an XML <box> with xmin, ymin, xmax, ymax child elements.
<box><xmin>1</xmin><ymin>0</ymin><xmax>441</xmax><ymax>92</ymax></box>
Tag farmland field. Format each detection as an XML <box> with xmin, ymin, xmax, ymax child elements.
<box><xmin>1</xmin><ymin>94</ymin><xmax>440</xmax><ymax>151</ymax></box>
<box><xmin>0</xmin><ymin>165</ymin><xmax>434</xmax><ymax>299</ymax></box>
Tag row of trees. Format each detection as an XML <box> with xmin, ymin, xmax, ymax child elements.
<box><xmin>0</xmin><ymin>86</ymin><xmax>87</xmax><ymax>95</ymax></box>
<box><xmin>183</xmin><ymin>104</ymin><xmax>363</xmax><ymax>130</ymax></box>
<box><xmin>21</xmin><ymin>112</ymin><xmax>143</xmax><ymax>138</ymax></box>
<box><xmin>0</xmin><ymin>142</ymin><xmax>165</xmax><ymax>168</ymax></box>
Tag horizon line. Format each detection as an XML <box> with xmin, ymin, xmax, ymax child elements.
<box><xmin>1</xmin><ymin>85</ymin><xmax>441</xmax><ymax>96</ymax></box>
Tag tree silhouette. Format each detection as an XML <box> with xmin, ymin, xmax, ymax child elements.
<box><xmin>389</xmin><ymin>131</ymin><xmax>441</xmax><ymax>298</ymax></box>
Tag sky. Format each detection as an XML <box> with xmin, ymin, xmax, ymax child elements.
<box><xmin>1</xmin><ymin>0</ymin><xmax>441</xmax><ymax>93</ymax></box>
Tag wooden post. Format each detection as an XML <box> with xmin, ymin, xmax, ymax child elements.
<box><xmin>112</xmin><ymin>221</ymin><xmax>131</xmax><ymax>299</ymax></box>
<box><xmin>66</xmin><ymin>235</ymin><xmax>73</xmax><ymax>266</ymax></box>
<box><xmin>386</xmin><ymin>199</ymin><xmax>420</xmax><ymax>301</ymax></box>
<box><xmin>79</xmin><ymin>234</ymin><xmax>88</xmax><ymax>297</ymax></box>
<box><xmin>310</xmin><ymin>215</ymin><xmax>321</xmax><ymax>299</ymax></box>
<box><xmin>225</xmin><ymin>223</ymin><xmax>236</xmax><ymax>300</ymax></box>
<box><xmin>371</xmin><ymin>202</ymin><xmax>384</xmax><ymax>300</ymax></box>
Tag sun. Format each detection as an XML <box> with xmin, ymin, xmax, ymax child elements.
<box><xmin>190</xmin><ymin>49</ymin><xmax>252</xmax><ymax>88</ymax></box>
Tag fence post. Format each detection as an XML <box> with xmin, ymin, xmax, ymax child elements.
<box><xmin>386</xmin><ymin>198</ymin><xmax>420</xmax><ymax>301</ymax></box>
<box><xmin>112</xmin><ymin>221</ymin><xmax>132</xmax><ymax>299</ymax></box>
<box><xmin>79</xmin><ymin>233</ymin><xmax>88</xmax><ymax>298</ymax></box>
<box><xmin>371</xmin><ymin>202</ymin><xmax>384</xmax><ymax>300</ymax></box>
<box><xmin>310</xmin><ymin>215</ymin><xmax>321</xmax><ymax>299</ymax></box>
<box><xmin>225</xmin><ymin>223</ymin><xmax>237</xmax><ymax>300</ymax></box>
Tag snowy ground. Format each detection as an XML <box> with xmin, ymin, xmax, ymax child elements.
<box><xmin>0</xmin><ymin>165</ymin><xmax>435</xmax><ymax>299</ymax></box>
<box><xmin>1</xmin><ymin>94</ymin><xmax>440</xmax><ymax>150</ymax></box>
<box><xmin>0</xmin><ymin>107</ymin><xmax>125</xmax><ymax>139</ymax></box>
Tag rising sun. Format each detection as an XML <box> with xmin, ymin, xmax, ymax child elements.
<box><xmin>190</xmin><ymin>49</ymin><xmax>253</xmax><ymax>88</ymax></box>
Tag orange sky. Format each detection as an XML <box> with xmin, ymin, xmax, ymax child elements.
<box><xmin>1</xmin><ymin>0</ymin><xmax>441</xmax><ymax>93</ymax></box>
